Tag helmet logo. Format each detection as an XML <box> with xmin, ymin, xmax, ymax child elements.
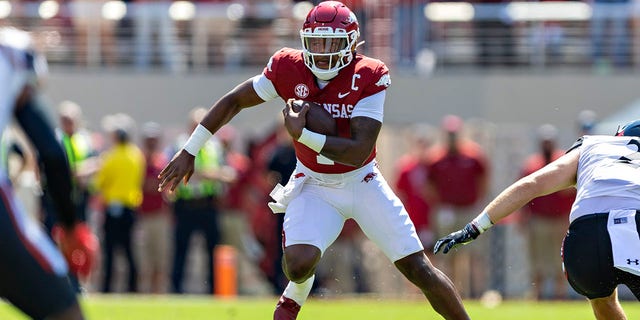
<box><xmin>348</xmin><ymin>12</ymin><xmax>357</xmax><ymax>24</ymax></box>
<box><xmin>295</xmin><ymin>84</ymin><xmax>310</xmax><ymax>99</ymax></box>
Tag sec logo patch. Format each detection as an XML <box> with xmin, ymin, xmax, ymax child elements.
<box><xmin>295</xmin><ymin>84</ymin><xmax>309</xmax><ymax>99</ymax></box>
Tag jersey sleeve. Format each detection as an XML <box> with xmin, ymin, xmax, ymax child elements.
<box><xmin>252</xmin><ymin>74</ymin><xmax>279</xmax><ymax>102</ymax></box>
<box><xmin>351</xmin><ymin>90</ymin><xmax>385</xmax><ymax>122</ymax></box>
<box><xmin>362</xmin><ymin>61</ymin><xmax>391</xmax><ymax>97</ymax></box>
<box><xmin>262</xmin><ymin>49</ymin><xmax>286</xmax><ymax>85</ymax></box>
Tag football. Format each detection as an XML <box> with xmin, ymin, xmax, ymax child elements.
<box><xmin>291</xmin><ymin>100</ymin><xmax>337</xmax><ymax>136</ymax></box>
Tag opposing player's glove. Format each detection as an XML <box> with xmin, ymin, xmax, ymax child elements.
<box><xmin>52</xmin><ymin>222</ymin><xmax>99</xmax><ymax>280</ymax></box>
<box><xmin>433</xmin><ymin>223</ymin><xmax>480</xmax><ymax>254</ymax></box>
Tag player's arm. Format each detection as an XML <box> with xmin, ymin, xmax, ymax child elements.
<box><xmin>158</xmin><ymin>78</ymin><xmax>265</xmax><ymax>192</ymax></box>
<box><xmin>320</xmin><ymin>116</ymin><xmax>380</xmax><ymax>167</ymax></box>
<box><xmin>434</xmin><ymin>149</ymin><xmax>580</xmax><ymax>254</ymax></box>
<box><xmin>200</xmin><ymin>78</ymin><xmax>266</xmax><ymax>136</ymax></box>
<box><xmin>284</xmin><ymin>90</ymin><xmax>384</xmax><ymax>167</ymax></box>
<box><xmin>14</xmin><ymin>86</ymin><xmax>76</xmax><ymax>229</ymax></box>
<box><xmin>482</xmin><ymin>148</ymin><xmax>578</xmax><ymax>223</ymax></box>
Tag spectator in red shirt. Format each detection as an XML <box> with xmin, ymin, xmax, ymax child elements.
<box><xmin>427</xmin><ymin>115</ymin><xmax>490</xmax><ymax>298</ymax></box>
<box><xmin>520</xmin><ymin>124</ymin><xmax>575</xmax><ymax>300</ymax></box>
<box><xmin>136</xmin><ymin>122</ymin><xmax>171</xmax><ymax>294</ymax></box>
<box><xmin>394</xmin><ymin>124</ymin><xmax>436</xmax><ymax>248</ymax></box>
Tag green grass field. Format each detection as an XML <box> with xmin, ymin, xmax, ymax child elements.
<box><xmin>1</xmin><ymin>295</ymin><xmax>639</xmax><ymax>319</ymax></box>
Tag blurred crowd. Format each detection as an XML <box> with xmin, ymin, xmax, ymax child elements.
<box><xmin>3</xmin><ymin>0</ymin><xmax>640</xmax><ymax>71</ymax></box>
<box><xmin>3</xmin><ymin>96</ymin><xmax>606</xmax><ymax>300</ymax></box>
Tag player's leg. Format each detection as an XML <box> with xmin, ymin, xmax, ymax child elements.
<box><xmin>622</xmin><ymin>271</ymin><xmax>640</xmax><ymax>301</ymax></box>
<box><xmin>589</xmin><ymin>289</ymin><xmax>627</xmax><ymax>320</ymax></box>
<box><xmin>0</xmin><ymin>182</ymin><xmax>83</xmax><ymax>319</ymax></box>
<box><xmin>201</xmin><ymin>204</ymin><xmax>221</xmax><ymax>294</ymax></box>
<box><xmin>282</xmin><ymin>244</ymin><xmax>321</xmax><ymax>283</ymax></box>
<box><xmin>101</xmin><ymin>211</ymin><xmax>116</xmax><ymax>292</ymax></box>
<box><xmin>351</xmin><ymin>166</ymin><xmax>469</xmax><ymax>319</ymax></box>
<box><xmin>171</xmin><ymin>201</ymin><xmax>196</xmax><ymax>293</ymax></box>
<box><xmin>121</xmin><ymin>208</ymin><xmax>138</xmax><ymax>292</ymax></box>
<box><xmin>274</xmin><ymin>186</ymin><xmax>346</xmax><ymax>319</ymax></box>
<box><xmin>394</xmin><ymin>252</ymin><xmax>469</xmax><ymax>320</ymax></box>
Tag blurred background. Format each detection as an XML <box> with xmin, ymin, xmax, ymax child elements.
<box><xmin>2</xmin><ymin>0</ymin><xmax>640</xmax><ymax>303</ymax></box>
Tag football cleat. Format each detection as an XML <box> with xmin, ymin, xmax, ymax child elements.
<box><xmin>273</xmin><ymin>295</ymin><xmax>301</xmax><ymax>320</ymax></box>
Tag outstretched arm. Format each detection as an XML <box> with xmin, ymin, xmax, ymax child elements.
<box><xmin>483</xmin><ymin>148</ymin><xmax>579</xmax><ymax>223</ymax></box>
<box><xmin>158</xmin><ymin>78</ymin><xmax>265</xmax><ymax>192</ymax></box>
<box><xmin>434</xmin><ymin>149</ymin><xmax>580</xmax><ymax>254</ymax></box>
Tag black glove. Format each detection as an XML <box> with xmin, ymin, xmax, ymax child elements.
<box><xmin>433</xmin><ymin>223</ymin><xmax>481</xmax><ymax>254</ymax></box>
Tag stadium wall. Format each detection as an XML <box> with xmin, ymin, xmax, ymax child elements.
<box><xmin>46</xmin><ymin>71</ymin><xmax>637</xmax><ymax>136</ymax></box>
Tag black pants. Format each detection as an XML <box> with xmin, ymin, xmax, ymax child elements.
<box><xmin>101</xmin><ymin>205</ymin><xmax>137</xmax><ymax>292</ymax></box>
<box><xmin>171</xmin><ymin>198</ymin><xmax>220</xmax><ymax>294</ymax></box>
<box><xmin>563</xmin><ymin>212</ymin><xmax>640</xmax><ymax>300</ymax></box>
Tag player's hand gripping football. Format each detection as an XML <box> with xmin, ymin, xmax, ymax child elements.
<box><xmin>433</xmin><ymin>223</ymin><xmax>481</xmax><ymax>254</ymax></box>
<box><xmin>158</xmin><ymin>149</ymin><xmax>195</xmax><ymax>192</ymax></box>
<box><xmin>283</xmin><ymin>98</ymin><xmax>308</xmax><ymax>140</ymax></box>
<box><xmin>52</xmin><ymin>222</ymin><xmax>99</xmax><ymax>280</ymax></box>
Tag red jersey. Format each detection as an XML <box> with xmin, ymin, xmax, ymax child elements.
<box><xmin>140</xmin><ymin>152</ymin><xmax>168</xmax><ymax>214</ymax></box>
<box><xmin>521</xmin><ymin>150</ymin><xmax>576</xmax><ymax>218</ymax></box>
<box><xmin>221</xmin><ymin>151</ymin><xmax>252</xmax><ymax>211</ymax></box>
<box><xmin>395</xmin><ymin>155</ymin><xmax>431</xmax><ymax>230</ymax></box>
<box><xmin>427</xmin><ymin>141</ymin><xmax>488</xmax><ymax>207</ymax></box>
<box><xmin>263</xmin><ymin>48</ymin><xmax>390</xmax><ymax>174</ymax></box>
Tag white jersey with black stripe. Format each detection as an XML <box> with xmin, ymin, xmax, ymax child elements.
<box><xmin>571</xmin><ymin>135</ymin><xmax>640</xmax><ymax>222</ymax></box>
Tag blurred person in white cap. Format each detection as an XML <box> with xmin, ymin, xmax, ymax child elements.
<box><xmin>52</xmin><ymin>100</ymin><xmax>98</xmax><ymax>225</ymax></box>
<box><xmin>136</xmin><ymin>121</ymin><xmax>171</xmax><ymax>293</ymax></box>
<box><xmin>38</xmin><ymin>100</ymin><xmax>99</xmax><ymax>293</ymax></box>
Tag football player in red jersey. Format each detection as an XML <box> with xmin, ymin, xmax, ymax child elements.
<box><xmin>158</xmin><ymin>2</ymin><xmax>469</xmax><ymax>319</ymax></box>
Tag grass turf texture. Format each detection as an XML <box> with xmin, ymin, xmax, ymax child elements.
<box><xmin>1</xmin><ymin>295</ymin><xmax>639</xmax><ymax>319</ymax></box>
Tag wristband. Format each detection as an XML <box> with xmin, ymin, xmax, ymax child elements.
<box><xmin>298</xmin><ymin>128</ymin><xmax>326</xmax><ymax>153</ymax></box>
<box><xmin>471</xmin><ymin>211</ymin><xmax>494</xmax><ymax>234</ymax></box>
<box><xmin>183</xmin><ymin>124</ymin><xmax>213</xmax><ymax>156</ymax></box>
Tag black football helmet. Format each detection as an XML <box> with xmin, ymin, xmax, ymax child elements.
<box><xmin>615</xmin><ymin>119</ymin><xmax>640</xmax><ymax>137</ymax></box>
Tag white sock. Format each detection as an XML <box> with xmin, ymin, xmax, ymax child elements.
<box><xmin>282</xmin><ymin>275</ymin><xmax>315</xmax><ymax>306</ymax></box>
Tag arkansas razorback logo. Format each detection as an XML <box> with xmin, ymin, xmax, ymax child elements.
<box><xmin>361</xmin><ymin>172</ymin><xmax>377</xmax><ymax>183</ymax></box>
<box><xmin>294</xmin><ymin>173</ymin><xmax>306</xmax><ymax>179</ymax></box>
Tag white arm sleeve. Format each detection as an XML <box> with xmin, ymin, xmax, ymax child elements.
<box><xmin>252</xmin><ymin>74</ymin><xmax>279</xmax><ymax>102</ymax></box>
<box><xmin>351</xmin><ymin>90</ymin><xmax>385</xmax><ymax>123</ymax></box>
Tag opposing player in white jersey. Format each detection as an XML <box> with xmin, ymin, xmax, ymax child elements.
<box><xmin>0</xmin><ymin>27</ymin><xmax>98</xmax><ymax>319</ymax></box>
<box><xmin>158</xmin><ymin>1</ymin><xmax>469</xmax><ymax>319</ymax></box>
<box><xmin>434</xmin><ymin>121</ymin><xmax>640</xmax><ymax>320</ymax></box>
